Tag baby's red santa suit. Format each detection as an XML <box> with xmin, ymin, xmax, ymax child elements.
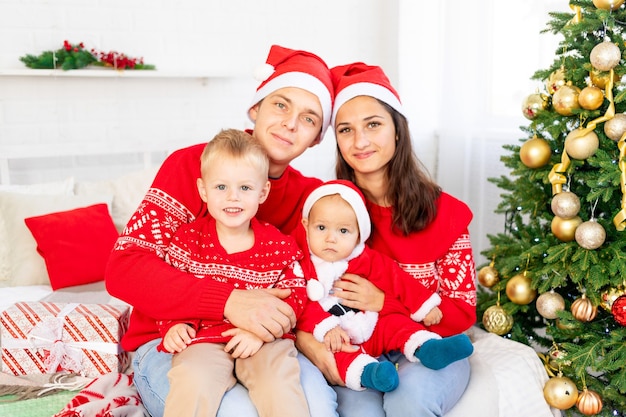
<box><xmin>298</xmin><ymin>180</ymin><xmax>442</xmax><ymax>345</ymax></box>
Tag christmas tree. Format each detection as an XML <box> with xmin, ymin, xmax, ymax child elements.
<box><xmin>477</xmin><ymin>1</ymin><xmax>626</xmax><ymax>416</ymax></box>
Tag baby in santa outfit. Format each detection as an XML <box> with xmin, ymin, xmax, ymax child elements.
<box><xmin>296</xmin><ymin>180</ymin><xmax>473</xmax><ymax>392</ymax></box>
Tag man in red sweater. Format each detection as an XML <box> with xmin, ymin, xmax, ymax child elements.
<box><xmin>105</xmin><ymin>45</ymin><xmax>335</xmax><ymax>417</ymax></box>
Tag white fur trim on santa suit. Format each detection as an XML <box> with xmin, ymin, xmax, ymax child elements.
<box><xmin>313</xmin><ymin>315</ymin><xmax>342</xmax><ymax>343</ymax></box>
<box><xmin>410</xmin><ymin>293</ymin><xmax>442</xmax><ymax>323</ymax></box>
<box><xmin>250</xmin><ymin>71</ymin><xmax>332</xmax><ymax>137</ymax></box>
<box><xmin>331</xmin><ymin>82</ymin><xmax>405</xmax><ymax>127</ymax></box>
<box><xmin>403</xmin><ymin>330</ymin><xmax>441</xmax><ymax>363</ymax></box>
<box><xmin>339</xmin><ymin>310</ymin><xmax>378</xmax><ymax>345</ymax></box>
<box><xmin>345</xmin><ymin>352</ymin><xmax>378</xmax><ymax>391</ymax></box>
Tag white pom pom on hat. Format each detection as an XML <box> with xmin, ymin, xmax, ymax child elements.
<box><xmin>254</xmin><ymin>63</ymin><xmax>275</xmax><ymax>82</ymax></box>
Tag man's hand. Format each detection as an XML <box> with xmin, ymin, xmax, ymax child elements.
<box><xmin>334</xmin><ymin>273</ymin><xmax>385</xmax><ymax>312</ymax></box>
<box><xmin>163</xmin><ymin>323</ymin><xmax>196</xmax><ymax>353</ymax></box>
<box><xmin>224</xmin><ymin>288</ymin><xmax>296</xmax><ymax>342</ymax></box>
<box><xmin>222</xmin><ymin>328</ymin><xmax>264</xmax><ymax>358</ymax></box>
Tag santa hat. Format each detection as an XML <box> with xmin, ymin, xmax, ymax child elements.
<box><xmin>330</xmin><ymin>62</ymin><xmax>405</xmax><ymax>126</ymax></box>
<box><xmin>250</xmin><ymin>45</ymin><xmax>333</xmax><ymax>139</ymax></box>
<box><xmin>302</xmin><ymin>180</ymin><xmax>371</xmax><ymax>260</ymax></box>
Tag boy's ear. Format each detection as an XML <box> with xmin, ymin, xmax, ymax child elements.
<box><xmin>197</xmin><ymin>178</ymin><xmax>208</xmax><ymax>202</ymax></box>
<box><xmin>258</xmin><ymin>180</ymin><xmax>271</xmax><ymax>204</ymax></box>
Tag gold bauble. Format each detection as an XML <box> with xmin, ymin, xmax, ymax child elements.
<box><xmin>551</xmin><ymin>191</ymin><xmax>581</xmax><ymax>219</ymax></box>
<box><xmin>547</xmin><ymin>67</ymin><xmax>567</xmax><ymax>95</ymax></box>
<box><xmin>575</xmin><ymin>220</ymin><xmax>606</xmax><ymax>250</ymax></box>
<box><xmin>593</xmin><ymin>0</ymin><xmax>625</xmax><ymax>10</ymax></box>
<box><xmin>551</xmin><ymin>215</ymin><xmax>582</xmax><ymax>242</ymax></box>
<box><xmin>590</xmin><ymin>68</ymin><xmax>621</xmax><ymax>89</ymax></box>
<box><xmin>571</xmin><ymin>294</ymin><xmax>598</xmax><ymax>322</ymax></box>
<box><xmin>522</xmin><ymin>92</ymin><xmax>549</xmax><ymax>120</ymax></box>
<box><xmin>520</xmin><ymin>137</ymin><xmax>551</xmax><ymax>168</ymax></box>
<box><xmin>600</xmin><ymin>287</ymin><xmax>626</xmax><ymax>311</ymax></box>
<box><xmin>564</xmin><ymin>128</ymin><xmax>599</xmax><ymax>160</ymax></box>
<box><xmin>536</xmin><ymin>290</ymin><xmax>566</xmax><ymax>319</ymax></box>
<box><xmin>590</xmin><ymin>41</ymin><xmax>622</xmax><ymax>72</ymax></box>
<box><xmin>477</xmin><ymin>265</ymin><xmax>499</xmax><ymax>288</ymax></box>
<box><xmin>578</xmin><ymin>85</ymin><xmax>604</xmax><ymax>110</ymax></box>
<box><xmin>604</xmin><ymin>113</ymin><xmax>626</xmax><ymax>141</ymax></box>
<box><xmin>544</xmin><ymin>376</ymin><xmax>579</xmax><ymax>410</ymax></box>
<box><xmin>482</xmin><ymin>304</ymin><xmax>513</xmax><ymax>335</ymax></box>
<box><xmin>506</xmin><ymin>273</ymin><xmax>537</xmax><ymax>305</ymax></box>
<box><xmin>576</xmin><ymin>388</ymin><xmax>603</xmax><ymax>416</ymax></box>
<box><xmin>553</xmin><ymin>85</ymin><xmax>581</xmax><ymax>116</ymax></box>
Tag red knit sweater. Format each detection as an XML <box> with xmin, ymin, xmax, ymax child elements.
<box><xmin>105</xmin><ymin>142</ymin><xmax>322</xmax><ymax>351</ymax></box>
<box><xmin>366</xmin><ymin>192</ymin><xmax>477</xmax><ymax>337</ymax></box>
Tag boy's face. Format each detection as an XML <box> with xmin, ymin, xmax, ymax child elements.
<box><xmin>197</xmin><ymin>156</ymin><xmax>270</xmax><ymax>233</ymax></box>
<box><xmin>249</xmin><ymin>87</ymin><xmax>323</xmax><ymax>176</ymax></box>
<box><xmin>302</xmin><ymin>194</ymin><xmax>360</xmax><ymax>263</ymax></box>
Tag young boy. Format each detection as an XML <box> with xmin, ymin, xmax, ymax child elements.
<box><xmin>297</xmin><ymin>180</ymin><xmax>474</xmax><ymax>392</ymax></box>
<box><xmin>158</xmin><ymin>129</ymin><xmax>310</xmax><ymax>417</ymax></box>
<box><xmin>105</xmin><ymin>45</ymin><xmax>336</xmax><ymax>417</ymax></box>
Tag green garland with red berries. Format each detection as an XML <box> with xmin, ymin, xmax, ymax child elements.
<box><xmin>20</xmin><ymin>40</ymin><xmax>155</xmax><ymax>71</ymax></box>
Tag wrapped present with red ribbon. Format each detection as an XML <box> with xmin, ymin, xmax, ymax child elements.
<box><xmin>1</xmin><ymin>302</ymin><xmax>130</xmax><ymax>378</ymax></box>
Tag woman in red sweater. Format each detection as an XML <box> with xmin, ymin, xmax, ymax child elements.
<box><xmin>296</xmin><ymin>63</ymin><xmax>477</xmax><ymax>417</ymax></box>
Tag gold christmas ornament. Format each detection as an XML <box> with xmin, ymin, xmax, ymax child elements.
<box><xmin>578</xmin><ymin>85</ymin><xmax>604</xmax><ymax>110</ymax></box>
<box><xmin>478</xmin><ymin>265</ymin><xmax>499</xmax><ymax>288</ymax></box>
<box><xmin>604</xmin><ymin>113</ymin><xmax>626</xmax><ymax>141</ymax></box>
<box><xmin>564</xmin><ymin>128</ymin><xmax>599</xmax><ymax>160</ymax></box>
<box><xmin>552</xmin><ymin>85</ymin><xmax>581</xmax><ymax>116</ymax></box>
<box><xmin>520</xmin><ymin>136</ymin><xmax>552</xmax><ymax>168</ymax></box>
<box><xmin>482</xmin><ymin>303</ymin><xmax>513</xmax><ymax>335</ymax></box>
<box><xmin>576</xmin><ymin>388</ymin><xmax>603</xmax><ymax>416</ymax></box>
<box><xmin>536</xmin><ymin>290</ymin><xmax>566</xmax><ymax>319</ymax></box>
<box><xmin>551</xmin><ymin>191</ymin><xmax>581</xmax><ymax>219</ymax></box>
<box><xmin>551</xmin><ymin>215</ymin><xmax>582</xmax><ymax>242</ymax></box>
<box><xmin>593</xmin><ymin>0</ymin><xmax>625</xmax><ymax>10</ymax></box>
<box><xmin>543</xmin><ymin>375</ymin><xmax>579</xmax><ymax>410</ymax></box>
<box><xmin>506</xmin><ymin>273</ymin><xmax>537</xmax><ymax>305</ymax></box>
<box><xmin>575</xmin><ymin>220</ymin><xmax>606</xmax><ymax>250</ymax></box>
<box><xmin>522</xmin><ymin>92</ymin><xmax>549</xmax><ymax>120</ymax></box>
<box><xmin>590</xmin><ymin>41</ymin><xmax>622</xmax><ymax>72</ymax></box>
<box><xmin>547</xmin><ymin>67</ymin><xmax>567</xmax><ymax>95</ymax></box>
<box><xmin>571</xmin><ymin>294</ymin><xmax>598</xmax><ymax>322</ymax></box>
<box><xmin>600</xmin><ymin>287</ymin><xmax>626</xmax><ymax>311</ymax></box>
<box><xmin>590</xmin><ymin>68</ymin><xmax>621</xmax><ymax>89</ymax></box>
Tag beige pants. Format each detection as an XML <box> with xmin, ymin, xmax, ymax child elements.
<box><xmin>164</xmin><ymin>338</ymin><xmax>310</xmax><ymax>417</ymax></box>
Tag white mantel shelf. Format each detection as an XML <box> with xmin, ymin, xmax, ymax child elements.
<box><xmin>0</xmin><ymin>69</ymin><xmax>242</xmax><ymax>79</ymax></box>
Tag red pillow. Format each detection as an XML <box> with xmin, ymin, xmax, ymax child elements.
<box><xmin>24</xmin><ymin>203</ymin><xmax>119</xmax><ymax>290</ymax></box>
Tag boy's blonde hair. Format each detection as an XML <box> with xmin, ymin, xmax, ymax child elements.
<box><xmin>200</xmin><ymin>129</ymin><xmax>269</xmax><ymax>178</ymax></box>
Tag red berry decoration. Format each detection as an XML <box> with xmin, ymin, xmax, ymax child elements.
<box><xmin>611</xmin><ymin>295</ymin><xmax>626</xmax><ymax>326</ymax></box>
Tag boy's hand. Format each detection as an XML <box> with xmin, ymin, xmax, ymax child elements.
<box><xmin>323</xmin><ymin>326</ymin><xmax>352</xmax><ymax>353</ymax></box>
<box><xmin>222</xmin><ymin>328</ymin><xmax>264</xmax><ymax>358</ymax></box>
<box><xmin>423</xmin><ymin>306</ymin><xmax>443</xmax><ymax>326</ymax></box>
<box><xmin>163</xmin><ymin>323</ymin><xmax>196</xmax><ymax>353</ymax></box>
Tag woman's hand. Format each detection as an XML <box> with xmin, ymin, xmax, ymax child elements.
<box><xmin>334</xmin><ymin>273</ymin><xmax>385</xmax><ymax>312</ymax></box>
<box><xmin>296</xmin><ymin>330</ymin><xmax>351</xmax><ymax>386</ymax></box>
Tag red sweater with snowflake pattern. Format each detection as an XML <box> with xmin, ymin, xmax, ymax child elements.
<box><xmin>104</xmin><ymin>142</ymin><xmax>322</xmax><ymax>351</ymax></box>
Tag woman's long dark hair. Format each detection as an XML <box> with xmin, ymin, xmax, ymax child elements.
<box><xmin>335</xmin><ymin>100</ymin><xmax>441</xmax><ymax>235</ymax></box>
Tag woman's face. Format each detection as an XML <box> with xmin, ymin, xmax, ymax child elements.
<box><xmin>334</xmin><ymin>95</ymin><xmax>396</xmax><ymax>179</ymax></box>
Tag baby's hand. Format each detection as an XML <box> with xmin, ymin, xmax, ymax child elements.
<box><xmin>222</xmin><ymin>328</ymin><xmax>264</xmax><ymax>358</ymax></box>
<box><xmin>163</xmin><ymin>323</ymin><xmax>196</xmax><ymax>353</ymax></box>
<box><xmin>423</xmin><ymin>306</ymin><xmax>443</xmax><ymax>326</ymax></box>
<box><xmin>323</xmin><ymin>326</ymin><xmax>352</xmax><ymax>353</ymax></box>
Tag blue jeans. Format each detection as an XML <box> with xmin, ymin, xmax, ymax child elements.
<box><xmin>132</xmin><ymin>339</ymin><xmax>339</xmax><ymax>417</ymax></box>
<box><xmin>334</xmin><ymin>352</ymin><xmax>470</xmax><ymax>417</ymax></box>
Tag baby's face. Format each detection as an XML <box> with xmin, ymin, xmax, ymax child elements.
<box><xmin>304</xmin><ymin>194</ymin><xmax>360</xmax><ymax>262</ymax></box>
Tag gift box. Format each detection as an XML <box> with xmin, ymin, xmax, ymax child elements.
<box><xmin>1</xmin><ymin>302</ymin><xmax>130</xmax><ymax>378</ymax></box>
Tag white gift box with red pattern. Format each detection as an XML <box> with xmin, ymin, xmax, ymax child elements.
<box><xmin>0</xmin><ymin>302</ymin><xmax>130</xmax><ymax>378</ymax></box>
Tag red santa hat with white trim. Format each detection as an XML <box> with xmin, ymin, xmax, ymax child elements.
<box><xmin>330</xmin><ymin>62</ymin><xmax>405</xmax><ymax>127</ymax></box>
<box><xmin>302</xmin><ymin>179</ymin><xmax>371</xmax><ymax>261</ymax></box>
<box><xmin>250</xmin><ymin>45</ymin><xmax>334</xmax><ymax>139</ymax></box>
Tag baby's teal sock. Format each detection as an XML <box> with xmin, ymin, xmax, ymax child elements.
<box><xmin>360</xmin><ymin>361</ymin><xmax>399</xmax><ymax>392</ymax></box>
<box><xmin>415</xmin><ymin>333</ymin><xmax>474</xmax><ymax>370</ymax></box>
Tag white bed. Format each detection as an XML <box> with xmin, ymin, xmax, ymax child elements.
<box><xmin>0</xmin><ymin>163</ymin><xmax>561</xmax><ymax>417</ymax></box>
